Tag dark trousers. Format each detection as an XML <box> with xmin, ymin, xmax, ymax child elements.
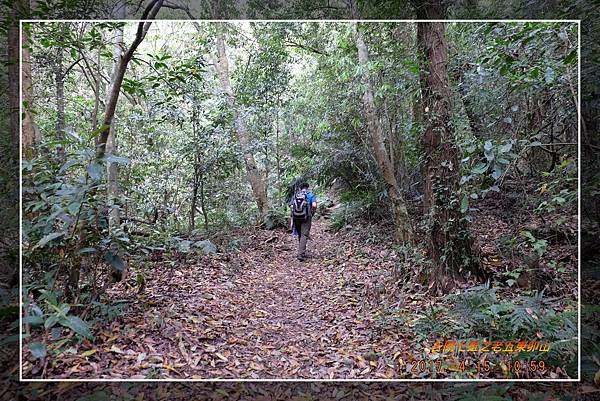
<box><xmin>293</xmin><ymin>218</ymin><xmax>312</xmax><ymax>258</ymax></box>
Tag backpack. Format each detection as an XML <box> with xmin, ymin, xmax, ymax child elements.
<box><xmin>291</xmin><ymin>190</ymin><xmax>311</xmax><ymax>220</ymax></box>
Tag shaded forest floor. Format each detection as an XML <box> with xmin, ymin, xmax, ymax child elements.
<box><xmin>28</xmin><ymin>220</ymin><xmax>415</xmax><ymax>379</ymax></box>
<box><xmin>22</xmin><ymin>187</ymin><xmax>579</xmax><ymax>379</ymax></box>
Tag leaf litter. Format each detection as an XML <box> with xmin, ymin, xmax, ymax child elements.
<box><xmin>22</xmin><ymin>193</ymin><xmax>577</xmax><ymax>379</ymax></box>
<box><xmin>24</xmin><ymin>220</ymin><xmax>420</xmax><ymax>379</ymax></box>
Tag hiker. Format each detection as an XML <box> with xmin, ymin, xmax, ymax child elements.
<box><xmin>289</xmin><ymin>182</ymin><xmax>317</xmax><ymax>261</ymax></box>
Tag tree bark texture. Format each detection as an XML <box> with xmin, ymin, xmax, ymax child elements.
<box><xmin>55</xmin><ymin>40</ymin><xmax>65</xmax><ymax>160</ymax></box>
<box><xmin>20</xmin><ymin>1</ymin><xmax>42</xmax><ymax>159</ymax></box>
<box><xmin>200</xmin><ymin>175</ymin><xmax>209</xmax><ymax>231</ymax></box>
<box><xmin>105</xmin><ymin>8</ymin><xmax>125</xmax><ymax>231</ymax></box>
<box><xmin>7</xmin><ymin>6</ymin><xmax>20</xmax><ymax>156</ymax></box>
<box><xmin>91</xmin><ymin>48</ymin><xmax>101</xmax><ymax>134</ymax></box>
<box><xmin>96</xmin><ymin>0</ymin><xmax>163</xmax><ymax>159</ymax></box>
<box><xmin>91</xmin><ymin>0</ymin><xmax>162</xmax><ymax>284</ymax></box>
<box><xmin>353</xmin><ymin>22</ymin><xmax>412</xmax><ymax>243</ymax></box>
<box><xmin>417</xmin><ymin>18</ymin><xmax>479</xmax><ymax>291</ymax></box>
<box><xmin>190</xmin><ymin>99</ymin><xmax>199</xmax><ymax>232</ymax></box>
<box><xmin>212</xmin><ymin>30</ymin><xmax>269</xmax><ymax>216</ymax></box>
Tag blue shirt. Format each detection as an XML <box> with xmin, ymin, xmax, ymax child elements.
<box><xmin>306</xmin><ymin>191</ymin><xmax>316</xmax><ymax>210</ymax></box>
<box><xmin>290</xmin><ymin>191</ymin><xmax>315</xmax><ymax>236</ymax></box>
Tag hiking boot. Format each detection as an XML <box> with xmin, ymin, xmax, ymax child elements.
<box><xmin>297</xmin><ymin>255</ymin><xmax>305</xmax><ymax>262</ymax></box>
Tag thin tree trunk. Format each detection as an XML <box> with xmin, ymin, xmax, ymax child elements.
<box><xmin>200</xmin><ymin>174</ymin><xmax>208</xmax><ymax>231</ymax></box>
<box><xmin>212</xmin><ymin>28</ymin><xmax>269</xmax><ymax>217</ymax></box>
<box><xmin>275</xmin><ymin>96</ymin><xmax>283</xmax><ymax>206</ymax></box>
<box><xmin>21</xmin><ymin>2</ymin><xmax>41</xmax><ymax>159</ymax></box>
<box><xmin>91</xmin><ymin>48</ymin><xmax>101</xmax><ymax>133</ymax></box>
<box><xmin>190</xmin><ymin>94</ymin><xmax>199</xmax><ymax>232</ymax></box>
<box><xmin>417</xmin><ymin>15</ymin><xmax>480</xmax><ymax>292</ymax></box>
<box><xmin>386</xmin><ymin>101</ymin><xmax>395</xmax><ymax>170</ymax></box>
<box><xmin>412</xmin><ymin>92</ymin><xmax>423</xmax><ymax>128</ymax></box>
<box><xmin>55</xmin><ymin>39</ymin><xmax>66</xmax><ymax>160</ymax></box>
<box><xmin>96</xmin><ymin>0</ymin><xmax>163</xmax><ymax>159</ymax></box>
<box><xmin>190</xmin><ymin>167</ymin><xmax>198</xmax><ymax>232</ymax></box>
<box><xmin>456</xmin><ymin>70</ymin><xmax>484</xmax><ymax>139</ymax></box>
<box><xmin>105</xmin><ymin>7</ymin><xmax>125</xmax><ymax>231</ymax></box>
<box><xmin>353</xmin><ymin>22</ymin><xmax>412</xmax><ymax>243</ymax></box>
<box><xmin>68</xmin><ymin>39</ymin><xmax>103</xmax><ymax>300</ymax></box>
<box><xmin>90</xmin><ymin>0</ymin><xmax>163</xmax><ymax>284</ymax></box>
<box><xmin>385</xmin><ymin>97</ymin><xmax>408</xmax><ymax>191</ymax></box>
<box><xmin>264</xmin><ymin>127</ymin><xmax>269</xmax><ymax>195</ymax></box>
<box><xmin>7</xmin><ymin>6</ymin><xmax>20</xmax><ymax>155</ymax></box>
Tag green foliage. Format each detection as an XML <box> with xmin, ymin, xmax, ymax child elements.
<box><xmin>446</xmin><ymin>285</ymin><xmax>498</xmax><ymax>335</ymax></box>
<box><xmin>20</xmin><ymin>20</ymin><xmax>579</xmax><ymax>379</ymax></box>
<box><xmin>328</xmin><ymin>190</ymin><xmax>385</xmax><ymax>233</ymax></box>
<box><xmin>262</xmin><ymin>207</ymin><xmax>289</xmax><ymax>230</ymax></box>
<box><xmin>581</xmin><ymin>304</ymin><xmax>600</xmax><ymax>382</ymax></box>
<box><xmin>535</xmin><ymin>158</ymin><xmax>577</xmax><ymax>215</ymax></box>
<box><xmin>443</xmin><ymin>286</ymin><xmax>577</xmax><ymax>375</ymax></box>
<box><xmin>22</xmin><ymin>127</ymin><xmax>132</xmax><ymax>345</ymax></box>
<box><xmin>24</xmin><ymin>292</ymin><xmax>92</xmax><ymax>342</ymax></box>
<box><xmin>460</xmin><ymin>139</ymin><xmax>516</xmax><ymax>198</ymax></box>
<box><xmin>519</xmin><ymin>230</ymin><xmax>548</xmax><ymax>257</ymax></box>
<box><xmin>91</xmin><ymin>300</ymin><xmax>127</xmax><ymax>322</ymax></box>
<box><xmin>29</xmin><ymin>342</ymin><xmax>47</xmax><ymax>359</ymax></box>
<box><xmin>23</xmin><ymin>143</ymin><xmax>131</xmax><ymax>273</ymax></box>
<box><xmin>414</xmin><ymin>305</ymin><xmax>453</xmax><ymax>341</ymax></box>
<box><xmin>502</xmin><ymin>267</ymin><xmax>523</xmax><ymax>287</ymax></box>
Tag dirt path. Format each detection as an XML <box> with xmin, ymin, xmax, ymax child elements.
<box><xmin>22</xmin><ymin>194</ymin><xmax>579</xmax><ymax>380</ymax></box>
<box><xmin>32</xmin><ymin>219</ymin><xmax>412</xmax><ymax>379</ymax></box>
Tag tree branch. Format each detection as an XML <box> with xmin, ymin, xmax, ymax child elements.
<box><xmin>162</xmin><ymin>0</ymin><xmax>201</xmax><ymax>32</ymax></box>
<box><xmin>63</xmin><ymin>57</ymin><xmax>84</xmax><ymax>76</ymax></box>
<box><xmin>97</xmin><ymin>0</ymin><xmax>164</xmax><ymax>159</ymax></box>
<box><xmin>285</xmin><ymin>40</ymin><xmax>328</xmax><ymax>56</ymax></box>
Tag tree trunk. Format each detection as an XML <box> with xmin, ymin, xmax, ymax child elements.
<box><xmin>96</xmin><ymin>0</ymin><xmax>163</xmax><ymax>159</ymax></box>
<box><xmin>190</xmin><ymin>174</ymin><xmax>198</xmax><ymax>231</ymax></box>
<box><xmin>384</xmin><ymin>97</ymin><xmax>408</xmax><ymax>191</ymax></box>
<box><xmin>105</xmin><ymin>8</ymin><xmax>125</xmax><ymax>231</ymax></box>
<box><xmin>91</xmin><ymin>48</ymin><xmax>101</xmax><ymax>134</ymax></box>
<box><xmin>275</xmin><ymin>96</ymin><xmax>283</xmax><ymax>206</ymax></box>
<box><xmin>190</xmin><ymin>94</ymin><xmax>199</xmax><ymax>232</ymax></box>
<box><xmin>417</xmin><ymin>16</ymin><xmax>480</xmax><ymax>292</ymax></box>
<box><xmin>200</xmin><ymin>174</ymin><xmax>209</xmax><ymax>231</ymax></box>
<box><xmin>353</xmin><ymin>22</ymin><xmax>412</xmax><ymax>243</ymax></box>
<box><xmin>21</xmin><ymin>5</ymin><xmax>41</xmax><ymax>159</ymax></box>
<box><xmin>212</xmin><ymin>29</ymin><xmax>269</xmax><ymax>217</ymax></box>
<box><xmin>92</xmin><ymin>0</ymin><xmax>163</xmax><ymax>284</ymax></box>
<box><xmin>264</xmin><ymin>127</ymin><xmax>269</xmax><ymax>195</ymax></box>
<box><xmin>7</xmin><ymin>6</ymin><xmax>20</xmax><ymax>156</ymax></box>
<box><xmin>55</xmin><ymin>39</ymin><xmax>66</xmax><ymax>160</ymax></box>
<box><xmin>412</xmin><ymin>0</ymin><xmax>447</xmax><ymax>18</ymax></box>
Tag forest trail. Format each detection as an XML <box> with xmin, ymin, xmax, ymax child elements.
<box><xmin>48</xmin><ymin>219</ymin><xmax>411</xmax><ymax>379</ymax></box>
<box><xmin>28</xmin><ymin>196</ymin><xmax>579</xmax><ymax>380</ymax></box>
<box><xmin>19</xmin><ymin>18</ymin><xmax>580</xmax><ymax>385</ymax></box>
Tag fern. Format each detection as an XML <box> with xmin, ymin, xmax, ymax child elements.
<box><xmin>444</xmin><ymin>286</ymin><xmax>576</xmax><ymax>349</ymax></box>
<box><xmin>505</xmin><ymin>302</ymin><xmax>538</xmax><ymax>335</ymax></box>
<box><xmin>414</xmin><ymin>305</ymin><xmax>452</xmax><ymax>340</ymax></box>
<box><xmin>445</xmin><ymin>284</ymin><xmax>497</xmax><ymax>336</ymax></box>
